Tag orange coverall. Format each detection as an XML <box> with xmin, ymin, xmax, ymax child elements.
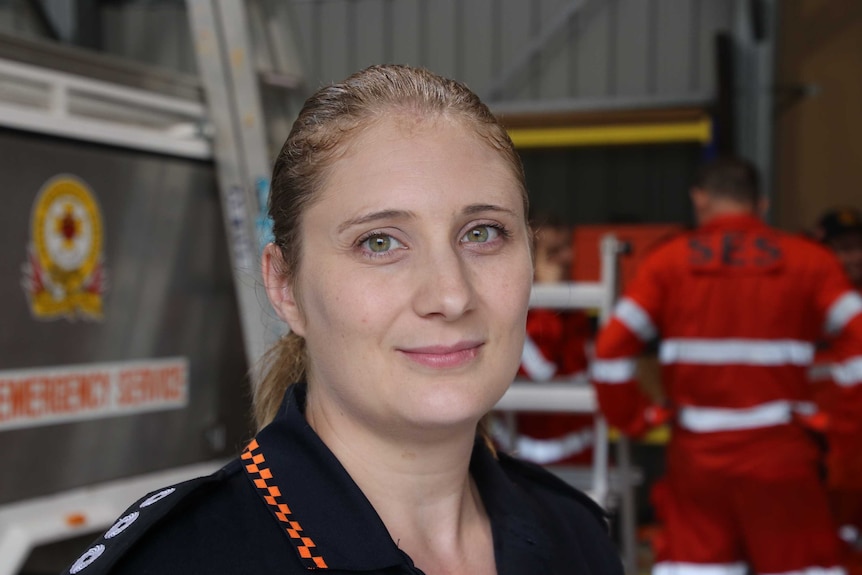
<box><xmin>591</xmin><ymin>214</ymin><xmax>862</xmax><ymax>575</ymax></box>
<box><xmin>513</xmin><ymin>309</ymin><xmax>595</xmax><ymax>465</ymax></box>
<box><xmin>812</xmin><ymin>287</ymin><xmax>862</xmax><ymax>571</ymax></box>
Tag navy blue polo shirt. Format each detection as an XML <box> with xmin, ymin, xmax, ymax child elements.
<box><xmin>64</xmin><ymin>383</ymin><xmax>623</xmax><ymax>574</ymax></box>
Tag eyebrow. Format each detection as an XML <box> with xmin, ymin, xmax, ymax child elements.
<box><xmin>337</xmin><ymin>209</ymin><xmax>413</xmax><ymax>233</ymax></box>
<box><xmin>463</xmin><ymin>203</ymin><xmax>518</xmax><ymax>217</ymax></box>
<box><xmin>336</xmin><ymin>204</ymin><xmax>518</xmax><ymax>234</ymax></box>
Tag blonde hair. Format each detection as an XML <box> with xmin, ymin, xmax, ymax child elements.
<box><xmin>255</xmin><ymin>64</ymin><xmax>528</xmax><ymax>430</ymax></box>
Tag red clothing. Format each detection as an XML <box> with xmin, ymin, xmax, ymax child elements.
<box><xmin>520</xmin><ymin>309</ymin><xmax>591</xmax><ymax>379</ymax></box>
<box><xmin>811</xmin><ymin>288</ymin><xmax>862</xmax><ymax>491</ymax></box>
<box><xmin>591</xmin><ymin>214</ymin><xmax>862</xmax><ymax>572</ymax></box>
<box><xmin>593</xmin><ymin>214</ymin><xmax>862</xmax><ymax>474</ymax></box>
<box><xmin>651</xmin><ymin>464</ymin><xmax>841</xmax><ymax>573</ymax></box>
<box><xmin>812</xmin><ymin>288</ymin><xmax>862</xmax><ymax>568</ymax></box>
<box><xmin>508</xmin><ymin>309</ymin><xmax>594</xmax><ymax>465</ymax></box>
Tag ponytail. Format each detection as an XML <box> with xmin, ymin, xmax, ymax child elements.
<box><xmin>253</xmin><ymin>331</ymin><xmax>307</xmax><ymax>430</ymax></box>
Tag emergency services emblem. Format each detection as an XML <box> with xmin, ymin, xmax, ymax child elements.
<box><xmin>22</xmin><ymin>175</ymin><xmax>107</xmax><ymax>321</ymax></box>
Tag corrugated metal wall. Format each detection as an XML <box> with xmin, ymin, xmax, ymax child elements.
<box><xmin>0</xmin><ymin>0</ymin><xmax>735</xmax><ymax>106</ymax></box>
<box><xmin>266</xmin><ymin>0</ymin><xmax>733</xmax><ymax>105</ymax></box>
<box><xmin>0</xmin><ymin>0</ymin><xmax>740</xmax><ymax>227</ymax></box>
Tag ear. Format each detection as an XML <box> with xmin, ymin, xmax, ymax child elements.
<box><xmin>262</xmin><ymin>243</ymin><xmax>307</xmax><ymax>336</ymax></box>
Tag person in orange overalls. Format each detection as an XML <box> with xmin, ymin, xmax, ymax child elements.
<box><xmin>495</xmin><ymin>221</ymin><xmax>596</xmax><ymax>466</ymax></box>
<box><xmin>591</xmin><ymin>157</ymin><xmax>862</xmax><ymax>575</ymax></box>
<box><xmin>811</xmin><ymin>208</ymin><xmax>862</xmax><ymax>570</ymax></box>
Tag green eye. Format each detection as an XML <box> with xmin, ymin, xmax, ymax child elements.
<box><xmin>360</xmin><ymin>233</ymin><xmax>405</xmax><ymax>256</ymax></box>
<box><xmin>366</xmin><ymin>235</ymin><xmax>392</xmax><ymax>252</ymax></box>
<box><xmin>464</xmin><ymin>225</ymin><xmax>499</xmax><ymax>243</ymax></box>
<box><xmin>468</xmin><ymin>227</ymin><xmax>489</xmax><ymax>242</ymax></box>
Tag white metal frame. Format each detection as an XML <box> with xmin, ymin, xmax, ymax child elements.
<box><xmin>0</xmin><ymin>59</ymin><xmax>211</xmax><ymax>160</ymax></box>
<box><xmin>495</xmin><ymin>234</ymin><xmax>620</xmax><ymax>502</ymax></box>
<box><xmin>0</xmin><ymin>460</ymin><xmax>226</xmax><ymax>575</ymax></box>
<box><xmin>493</xmin><ymin>234</ymin><xmax>638</xmax><ymax>573</ymax></box>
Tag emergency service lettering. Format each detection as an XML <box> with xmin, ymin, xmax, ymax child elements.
<box><xmin>0</xmin><ymin>372</ymin><xmax>111</xmax><ymax>422</ymax></box>
<box><xmin>0</xmin><ymin>358</ymin><xmax>188</xmax><ymax>430</ymax></box>
<box><xmin>117</xmin><ymin>367</ymin><xmax>186</xmax><ymax>406</ymax></box>
<box><xmin>689</xmin><ymin>233</ymin><xmax>783</xmax><ymax>270</ymax></box>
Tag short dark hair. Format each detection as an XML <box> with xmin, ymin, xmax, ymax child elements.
<box><xmin>693</xmin><ymin>156</ymin><xmax>761</xmax><ymax>204</ymax></box>
<box><xmin>817</xmin><ymin>207</ymin><xmax>862</xmax><ymax>243</ymax></box>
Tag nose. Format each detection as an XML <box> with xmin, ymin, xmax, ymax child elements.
<box><xmin>412</xmin><ymin>246</ymin><xmax>476</xmax><ymax>320</ymax></box>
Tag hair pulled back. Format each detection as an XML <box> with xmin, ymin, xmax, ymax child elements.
<box><xmin>254</xmin><ymin>64</ymin><xmax>527</xmax><ymax>430</ymax></box>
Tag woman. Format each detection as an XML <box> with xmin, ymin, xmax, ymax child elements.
<box><xmin>63</xmin><ymin>65</ymin><xmax>622</xmax><ymax>575</ymax></box>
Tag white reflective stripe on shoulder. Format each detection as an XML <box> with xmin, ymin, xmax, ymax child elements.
<box><xmin>590</xmin><ymin>358</ymin><xmax>638</xmax><ymax>384</ymax></box>
<box><xmin>520</xmin><ymin>335</ymin><xmax>557</xmax><ymax>381</ymax></box>
<box><xmin>660</xmin><ymin>338</ymin><xmax>814</xmax><ymax>366</ymax></box>
<box><xmin>760</xmin><ymin>566</ymin><xmax>847</xmax><ymax>575</ymax></box>
<box><xmin>614</xmin><ymin>297</ymin><xmax>657</xmax><ymax>341</ymax></box>
<box><xmin>679</xmin><ymin>400</ymin><xmax>795</xmax><ymax>432</ymax></box>
<box><xmin>824</xmin><ymin>291</ymin><xmax>862</xmax><ymax>335</ymax></box>
<box><xmin>834</xmin><ymin>356</ymin><xmax>862</xmax><ymax>387</ymax></box>
<box><xmin>653</xmin><ymin>561</ymin><xmax>747</xmax><ymax>575</ymax></box>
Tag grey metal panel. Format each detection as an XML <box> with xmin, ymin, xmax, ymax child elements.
<box><xmin>615</xmin><ymin>0</ymin><xmax>650</xmax><ymax>98</ymax></box>
<box><xmin>391</xmin><ymin>0</ymin><xmax>422</xmax><ymax>66</ymax></box>
<box><xmin>0</xmin><ymin>131</ymin><xmax>250</xmax><ymax>503</ymax></box>
<box><xmin>0</xmin><ymin>32</ymin><xmax>203</xmax><ymax>101</ymax></box>
<box><xmin>423</xmin><ymin>0</ymin><xmax>458</xmax><ymax>80</ymax></box>
<box><xmin>320</xmin><ymin>0</ymin><xmax>350</xmax><ymax>85</ymax></box>
<box><xmin>2</xmin><ymin>0</ymin><xmax>735</xmax><ymax>105</ymax></box>
<box><xmin>101</xmin><ymin>4</ymin><xmax>198</xmax><ymax>75</ymax></box>
<box><xmin>575</xmin><ymin>0</ymin><xmax>610</xmax><ymax>99</ymax></box>
<box><xmin>697</xmin><ymin>0</ymin><xmax>733</xmax><ymax>95</ymax></box>
<box><xmin>655</xmin><ymin>0</ymin><xmax>692</xmax><ymax>96</ymax></box>
<box><xmin>537</xmin><ymin>0</ymin><xmax>573</xmax><ymax>100</ymax></box>
<box><xmin>685</xmin><ymin>0</ymin><xmax>703</xmax><ymax>93</ymax></box>
<box><xmin>289</xmin><ymin>0</ymin><xmax>316</xmax><ymax>87</ymax></box>
<box><xmin>0</xmin><ymin>4</ymin><xmax>44</xmax><ymax>39</ymax></box>
<box><xmin>355</xmin><ymin>0</ymin><xmax>387</xmax><ymax>71</ymax></box>
<box><xmin>459</xmin><ymin>0</ymin><xmax>494</xmax><ymax>96</ymax></box>
<box><xmin>498</xmin><ymin>0</ymin><xmax>533</xmax><ymax>101</ymax></box>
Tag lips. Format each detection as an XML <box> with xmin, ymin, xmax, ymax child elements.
<box><xmin>397</xmin><ymin>341</ymin><xmax>484</xmax><ymax>369</ymax></box>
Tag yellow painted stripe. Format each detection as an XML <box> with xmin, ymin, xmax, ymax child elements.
<box><xmin>508</xmin><ymin>118</ymin><xmax>712</xmax><ymax>148</ymax></box>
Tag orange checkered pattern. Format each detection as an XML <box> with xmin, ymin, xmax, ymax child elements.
<box><xmin>242</xmin><ymin>439</ymin><xmax>328</xmax><ymax>569</ymax></box>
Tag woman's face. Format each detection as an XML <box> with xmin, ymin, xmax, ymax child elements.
<box><xmin>275</xmin><ymin>115</ymin><xmax>533</xmax><ymax>437</ymax></box>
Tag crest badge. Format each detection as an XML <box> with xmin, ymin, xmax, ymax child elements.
<box><xmin>22</xmin><ymin>175</ymin><xmax>107</xmax><ymax>320</ymax></box>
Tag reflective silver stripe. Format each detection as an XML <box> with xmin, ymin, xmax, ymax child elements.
<box><xmin>824</xmin><ymin>291</ymin><xmax>862</xmax><ymax>335</ymax></box>
<box><xmin>655</xmin><ymin>560</ymin><xmax>845</xmax><ymax>575</ymax></box>
<box><xmin>660</xmin><ymin>338</ymin><xmax>814</xmax><ymax>366</ymax></box>
<box><xmin>794</xmin><ymin>400</ymin><xmax>818</xmax><ymax>416</ymax></box>
<box><xmin>520</xmin><ymin>335</ymin><xmax>557</xmax><ymax>381</ymax></box>
<box><xmin>614</xmin><ymin>297</ymin><xmax>657</xmax><ymax>341</ymax></box>
<box><xmin>679</xmin><ymin>401</ymin><xmax>797</xmax><ymax>432</ymax></box>
<box><xmin>590</xmin><ymin>358</ymin><xmax>637</xmax><ymax>384</ymax></box>
<box><xmin>761</xmin><ymin>566</ymin><xmax>847</xmax><ymax>575</ymax></box>
<box><xmin>513</xmin><ymin>428</ymin><xmax>594</xmax><ymax>465</ymax></box>
<box><xmin>834</xmin><ymin>356</ymin><xmax>862</xmax><ymax>387</ymax></box>
<box><xmin>653</xmin><ymin>561</ymin><xmax>747</xmax><ymax>575</ymax></box>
